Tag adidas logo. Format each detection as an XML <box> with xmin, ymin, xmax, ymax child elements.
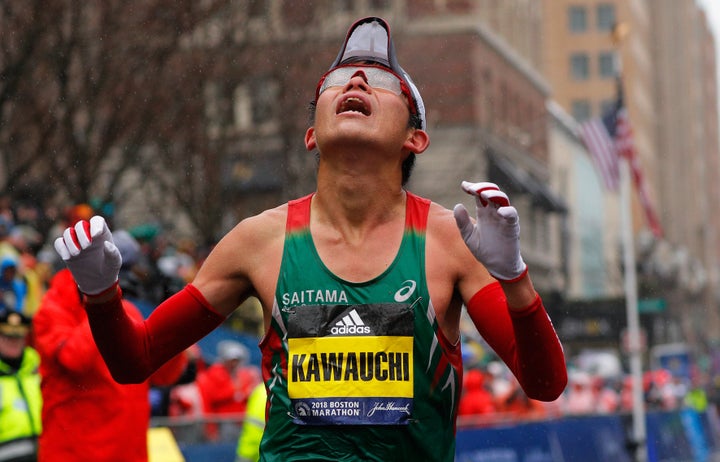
<box><xmin>331</xmin><ymin>309</ymin><xmax>371</xmax><ymax>335</ymax></box>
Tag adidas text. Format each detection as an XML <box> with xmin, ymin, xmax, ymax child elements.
<box><xmin>331</xmin><ymin>324</ymin><xmax>371</xmax><ymax>335</ymax></box>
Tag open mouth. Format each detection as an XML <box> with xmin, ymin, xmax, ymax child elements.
<box><xmin>337</xmin><ymin>96</ymin><xmax>370</xmax><ymax>116</ymax></box>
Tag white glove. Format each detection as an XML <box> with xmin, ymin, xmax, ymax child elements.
<box><xmin>54</xmin><ymin>216</ymin><xmax>122</xmax><ymax>295</ymax></box>
<box><xmin>453</xmin><ymin>181</ymin><xmax>527</xmax><ymax>281</ymax></box>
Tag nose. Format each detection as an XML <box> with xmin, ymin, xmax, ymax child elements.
<box><xmin>343</xmin><ymin>70</ymin><xmax>370</xmax><ymax>91</ymax></box>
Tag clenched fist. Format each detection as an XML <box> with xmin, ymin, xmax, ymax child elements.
<box><xmin>54</xmin><ymin>216</ymin><xmax>121</xmax><ymax>295</ymax></box>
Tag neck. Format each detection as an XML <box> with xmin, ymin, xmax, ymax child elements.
<box><xmin>315</xmin><ymin>168</ymin><xmax>405</xmax><ymax>225</ymax></box>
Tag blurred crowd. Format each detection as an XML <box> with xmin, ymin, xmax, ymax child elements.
<box><xmin>456</xmin><ymin>338</ymin><xmax>717</xmax><ymax>428</ymax></box>
<box><xmin>0</xmin><ymin>199</ymin><xmax>262</xmax><ymax>461</ymax></box>
<box><xmin>0</xmin><ymin>197</ymin><xmax>210</xmax><ymax>317</ymax></box>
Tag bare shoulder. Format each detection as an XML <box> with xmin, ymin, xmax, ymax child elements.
<box><xmin>192</xmin><ymin>203</ymin><xmax>288</xmax><ymax>314</ymax></box>
<box><xmin>215</xmin><ymin>203</ymin><xmax>288</xmax><ymax>274</ymax></box>
<box><xmin>223</xmin><ymin>203</ymin><xmax>288</xmax><ymax>249</ymax></box>
<box><xmin>425</xmin><ymin>201</ymin><xmax>468</xmax><ymax>256</ymax></box>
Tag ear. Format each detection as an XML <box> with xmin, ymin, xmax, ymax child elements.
<box><xmin>305</xmin><ymin>127</ymin><xmax>317</xmax><ymax>151</ymax></box>
<box><xmin>403</xmin><ymin>128</ymin><xmax>430</xmax><ymax>155</ymax></box>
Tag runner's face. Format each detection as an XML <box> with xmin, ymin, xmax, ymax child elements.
<box><xmin>312</xmin><ymin>66</ymin><xmax>413</xmax><ymax>147</ymax></box>
<box><xmin>316</xmin><ymin>64</ymin><xmax>415</xmax><ymax>114</ymax></box>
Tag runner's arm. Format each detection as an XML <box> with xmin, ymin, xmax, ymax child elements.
<box><xmin>85</xmin><ymin>284</ymin><xmax>224</xmax><ymax>384</ymax></box>
<box><xmin>465</xmin><ymin>281</ymin><xmax>567</xmax><ymax>401</ymax></box>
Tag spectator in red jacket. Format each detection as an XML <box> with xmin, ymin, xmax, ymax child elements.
<box><xmin>458</xmin><ymin>368</ymin><xmax>497</xmax><ymax>417</ymax></box>
<box><xmin>196</xmin><ymin>340</ymin><xmax>260</xmax><ymax>441</ymax></box>
<box><xmin>33</xmin><ymin>263</ymin><xmax>187</xmax><ymax>461</ymax></box>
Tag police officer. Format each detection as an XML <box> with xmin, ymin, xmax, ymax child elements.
<box><xmin>0</xmin><ymin>308</ymin><xmax>41</xmax><ymax>462</ymax></box>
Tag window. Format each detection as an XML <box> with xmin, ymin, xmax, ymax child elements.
<box><xmin>251</xmin><ymin>80</ymin><xmax>280</xmax><ymax>126</ymax></box>
<box><xmin>482</xmin><ymin>69</ymin><xmax>494</xmax><ymax>128</ymax></box>
<box><xmin>598</xmin><ymin>51</ymin><xmax>615</xmax><ymax>78</ymax></box>
<box><xmin>205</xmin><ymin>82</ymin><xmax>230</xmax><ymax>139</ymax></box>
<box><xmin>568</xmin><ymin>6</ymin><xmax>587</xmax><ymax>33</ymax></box>
<box><xmin>369</xmin><ymin>0</ymin><xmax>390</xmax><ymax>9</ymax></box>
<box><xmin>597</xmin><ymin>4</ymin><xmax>615</xmax><ymax>31</ymax></box>
<box><xmin>571</xmin><ymin>100</ymin><xmax>592</xmax><ymax>122</ymax></box>
<box><xmin>233</xmin><ymin>84</ymin><xmax>252</xmax><ymax>131</ymax></box>
<box><xmin>334</xmin><ymin>0</ymin><xmax>353</xmax><ymax>12</ymax></box>
<box><xmin>570</xmin><ymin>53</ymin><xmax>590</xmax><ymax>80</ymax></box>
<box><xmin>233</xmin><ymin>79</ymin><xmax>280</xmax><ymax>131</ymax></box>
<box><xmin>249</xmin><ymin>0</ymin><xmax>268</xmax><ymax>18</ymax></box>
<box><xmin>499</xmin><ymin>83</ymin><xmax>509</xmax><ymax>125</ymax></box>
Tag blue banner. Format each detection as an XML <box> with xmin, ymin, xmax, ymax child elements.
<box><xmin>175</xmin><ymin>410</ymin><xmax>720</xmax><ymax>462</ymax></box>
<box><xmin>455</xmin><ymin>411</ymin><xmax>720</xmax><ymax>462</ymax></box>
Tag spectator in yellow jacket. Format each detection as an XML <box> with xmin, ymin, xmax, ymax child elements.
<box><xmin>0</xmin><ymin>308</ymin><xmax>41</xmax><ymax>462</ymax></box>
<box><xmin>235</xmin><ymin>383</ymin><xmax>266</xmax><ymax>462</ymax></box>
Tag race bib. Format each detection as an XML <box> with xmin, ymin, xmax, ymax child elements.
<box><xmin>287</xmin><ymin>303</ymin><xmax>414</xmax><ymax>425</ymax></box>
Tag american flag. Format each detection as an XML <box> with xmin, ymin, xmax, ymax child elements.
<box><xmin>579</xmin><ymin>114</ymin><xmax>620</xmax><ymax>191</ymax></box>
<box><xmin>579</xmin><ymin>79</ymin><xmax>663</xmax><ymax>238</ymax></box>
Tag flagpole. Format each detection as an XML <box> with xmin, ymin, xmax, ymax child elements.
<box><xmin>620</xmin><ymin>154</ymin><xmax>647</xmax><ymax>462</ymax></box>
<box><xmin>613</xmin><ymin>22</ymin><xmax>647</xmax><ymax>462</ymax></box>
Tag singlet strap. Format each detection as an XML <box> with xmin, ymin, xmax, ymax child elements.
<box><xmin>404</xmin><ymin>191</ymin><xmax>431</xmax><ymax>232</ymax></box>
<box><xmin>286</xmin><ymin>193</ymin><xmax>314</xmax><ymax>233</ymax></box>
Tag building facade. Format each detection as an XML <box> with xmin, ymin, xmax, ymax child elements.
<box><xmin>541</xmin><ymin>0</ymin><xmax>720</xmax><ymax>348</ymax></box>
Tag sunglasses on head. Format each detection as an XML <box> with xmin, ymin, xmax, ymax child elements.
<box><xmin>316</xmin><ymin>64</ymin><xmax>417</xmax><ymax>114</ymax></box>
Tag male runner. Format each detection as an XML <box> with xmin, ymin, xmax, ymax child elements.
<box><xmin>54</xmin><ymin>16</ymin><xmax>566</xmax><ymax>461</ymax></box>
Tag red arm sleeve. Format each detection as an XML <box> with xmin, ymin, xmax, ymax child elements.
<box><xmin>85</xmin><ymin>283</ymin><xmax>226</xmax><ymax>384</ymax></box>
<box><xmin>466</xmin><ymin>282</ymin><xmax>567</xmax><ymax>401</ymax></box>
